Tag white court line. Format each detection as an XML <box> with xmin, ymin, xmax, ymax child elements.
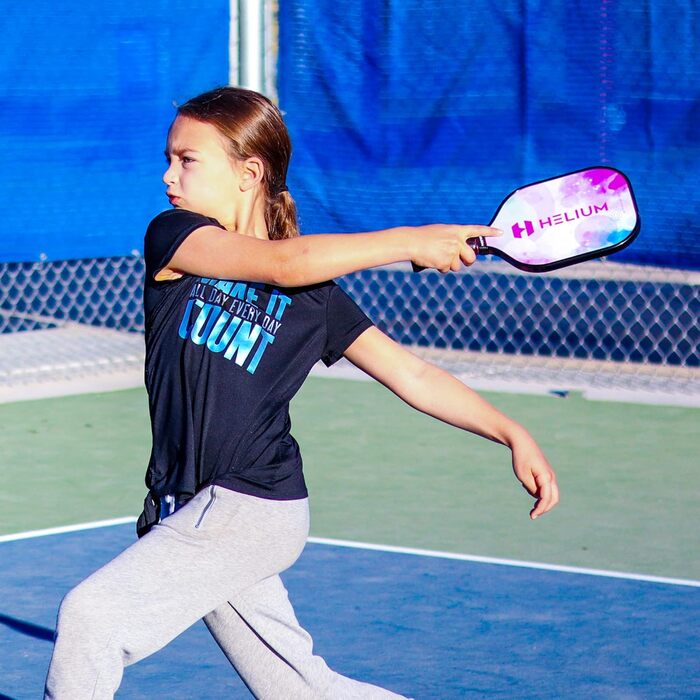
<box><xmin>0</xmin><ymin>516</ymin><xmax>138</xmax><ymax>542</ymax></box>
<box><xmin>307</xmin><ymin>537</ymin><xmax>700</xmax><ymax>589</ymax></box>
<box><xmin>1</xmin><ymin>518</ymin><xmax>698</xmax><ymax>589</ymax></box>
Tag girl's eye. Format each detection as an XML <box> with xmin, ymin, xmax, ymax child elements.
<box><xmin>182</xmin><ymin>157</ymin><xmax>195</xmax><ymax>164</ymax></box>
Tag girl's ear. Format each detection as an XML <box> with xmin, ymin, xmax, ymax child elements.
<box><xmin>240</xmin><ymin>157</ymin><xmax>265</xmax><ymax>192</ymax></box>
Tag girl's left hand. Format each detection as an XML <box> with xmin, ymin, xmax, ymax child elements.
<box><xmin>510</xmin><ymin>434</ymin><xmax>560</xmax><ymax>520</ymax></box>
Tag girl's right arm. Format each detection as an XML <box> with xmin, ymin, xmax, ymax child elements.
<box><xmin>162</xmin><ymin>224</ymin><xmax>501</xmax><ymax>286</ymax></box>
<box><xmin>344</xmin><ymin>327</ymin><xmax>560</xmax><ymax>520</ymax></box>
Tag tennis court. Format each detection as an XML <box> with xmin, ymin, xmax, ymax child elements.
<box><xmin>0</xmin><ymin>374</ymin><xmax>698</xmax><ymax>697</ymax></box>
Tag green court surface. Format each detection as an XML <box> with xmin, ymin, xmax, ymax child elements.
<box><xmin>1</xmin><ymin>377</ymin><xmax>698</xmax><ymax>580</ymax></box>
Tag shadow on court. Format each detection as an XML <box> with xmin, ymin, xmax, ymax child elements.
<box><xmin>1</xmin><ymin>524</ymin><xmax>698</xmax><ymax>699</ymax></box>
<box><xmin>0</xmin><ymin>613</ymin><xmax>53</xmax><ymax>642</ymax></box>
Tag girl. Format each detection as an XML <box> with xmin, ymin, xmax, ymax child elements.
<box><xmin>45</xmin><ymin>86</ymin><xmax>558</xmax><ymax>699</ymax></box>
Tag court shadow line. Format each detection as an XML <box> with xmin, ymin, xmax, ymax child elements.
<box><xmin>0</xmin><ymin>612</ymin><xmax>55</xmax><ymax>642</ymax></box>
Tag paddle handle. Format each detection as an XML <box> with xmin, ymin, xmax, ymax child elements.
<box><xmin>411</xmin><ymin>237</ymin><xmax>487</xmax><ymax>273</ymax></box>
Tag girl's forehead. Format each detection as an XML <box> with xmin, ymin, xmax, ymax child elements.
<box><xmin>167</xmin><ymin>116</ymin><xmax>225</xmax><ymax>152</ymax></box>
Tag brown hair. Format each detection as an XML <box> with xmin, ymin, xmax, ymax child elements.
<box><xmin>177</xmin><ymin>86</ymin><xmax>299</xmax><ymax>240</ymax></box>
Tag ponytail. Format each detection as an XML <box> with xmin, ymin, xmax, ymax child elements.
<box><xmin>265</xmin><ymin>190</ymin><xmax>300</xmax><ymax>240</ymax></box>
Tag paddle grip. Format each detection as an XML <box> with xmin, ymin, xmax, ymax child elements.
<box><xmin>411</xmin><ymin>237</ymin><xmax>485</xmax><ymax>273</ymax></box>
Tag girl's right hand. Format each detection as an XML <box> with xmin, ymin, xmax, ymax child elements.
<box><xmin>510</xmin><ymin>430</ymin><xmax>559</xmax><ymax>520</ymax></box>
<box><xmin>407</xmin><ymin>224</ymin><xmax>502</xmax><ymax>272</ymax></box>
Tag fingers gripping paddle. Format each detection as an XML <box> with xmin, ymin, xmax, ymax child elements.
<box><xmin>420</xmin><ymin>167</ymin><xmax>640</xmax><ymax>273</ymax></box>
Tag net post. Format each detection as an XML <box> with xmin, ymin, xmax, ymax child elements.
<box><xmin>228</xmin><ymin>0</ymin><xmax>239</xmax><ymax>87</ymax></box>
<box><xmin>231</xmin><ymin>0</ymin><xmax>277</xmax><ymax>98</ymax></box>
<box><xmin>237</xmin><ymin>0</ymin><xmax>264</xmax><ymax>92</ymax></box>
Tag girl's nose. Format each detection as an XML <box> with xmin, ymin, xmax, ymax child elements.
<box><xmin>163</xmin><ymin>164</ymin><xmax>177</xmax><ymax>185</ymax></box>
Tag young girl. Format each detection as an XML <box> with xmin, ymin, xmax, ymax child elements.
<box><xmin>45</xmin><ymin>86</ymin><xmax>558</xmax><ymax>699</ymax></box>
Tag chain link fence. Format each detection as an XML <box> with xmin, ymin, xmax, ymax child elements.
<box><xmin>339</xmin><ymin>263</ymin><xmax>699</xmax><ymax>367</ymax></box>
<box><xmin>1</xmin><ymin>255</ymin><xmax>698</xmax><ymax>397</ymax></box>
<box><xmin>0</xmin><ymin>256</ymin><xmax>145</xmax><ymax>334</ymax></box>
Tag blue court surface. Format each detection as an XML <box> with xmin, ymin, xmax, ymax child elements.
<box><xmin>1</xmin><ymin>523</ymin><xmax>698</xmax><ymax>699</ymax></box>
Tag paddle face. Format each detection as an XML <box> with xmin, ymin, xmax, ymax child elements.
<box><xmin>482</xmin><ymin>167</ymin><xmax>640</xmax><ymax>272</ymax></box>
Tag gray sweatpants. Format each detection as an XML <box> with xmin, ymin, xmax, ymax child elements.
<box><xmin>44</xmin><ymin>486</ymin><xmax>407</xmax><ymax>699</ymax></box>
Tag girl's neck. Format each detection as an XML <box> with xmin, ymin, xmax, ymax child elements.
<box><xmin>221</xmin><ymin>196</ymin><xmax>269</xmax><ymax>240</ymax></box>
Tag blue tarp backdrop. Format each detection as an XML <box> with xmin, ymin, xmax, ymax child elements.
<box><xmin>277</xmin><ymin>1</ymin><xmax>700</xmax><ymax>270</ymax></box>
<box><xmin>2</xmin><ymin>1</ymin><xmax>699</xmax><ymax>268</ymax></box>
<box><xmin>1</xmin><ymin>1</ymin><xmax>229</xmax><ymax>262</ymax></box>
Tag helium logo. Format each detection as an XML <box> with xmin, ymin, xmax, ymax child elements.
<box><xmin>509</xmin><ymin>202</ymin><xmax>610</xmax><ymax>239</ymax></box>
<box><xmin>512</xmin><ymin>220</ymin><xmax>535</xmax><ymax>238</ymax></box>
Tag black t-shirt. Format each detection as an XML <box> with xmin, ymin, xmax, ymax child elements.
<box><xmin>137</xmin><ymin>208</ymin><xmax>373</xmax><ymax>535</ymax></box>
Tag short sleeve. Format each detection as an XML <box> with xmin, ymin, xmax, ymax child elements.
<box><xmin>321</xmin><ymin>284</ymin><xmax>374</xmax><ymax>366</ymax></box>
<box><xmin>143</xmin><ymin>208</ymin><xmax>223</xmax><ymax>282</ymax></box>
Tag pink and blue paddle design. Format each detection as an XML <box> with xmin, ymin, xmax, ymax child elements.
<box><xmin>474</xmin><ymin>166</ymin><xmax>640</xmax><ymax>272</ymax></box>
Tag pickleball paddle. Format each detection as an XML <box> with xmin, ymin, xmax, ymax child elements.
<box><xmin>418</xmin><ymin>166</ymin><xmax>640</xmax><ymax>273</ymax></box>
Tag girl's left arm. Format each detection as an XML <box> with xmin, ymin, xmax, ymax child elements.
<box><xmin>343</xmin><ymin>327</ymin><xmax>560</xmax><ymax>520</ymax></box>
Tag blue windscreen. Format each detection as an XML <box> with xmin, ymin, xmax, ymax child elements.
<box><xmin>278</xmin><ymin>1</ymin><xmax>700</xmax><ymax>269</ymax></box>
<box><xmin>1</xmin><ymin>1</ymin><xmax>229</xmax><ymax>262</ymax></box>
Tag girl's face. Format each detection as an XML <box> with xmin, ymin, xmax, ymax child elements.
<box><xmin>163</xmin><ymin>115</ymin><xmax>245</xmax><ymax>225</ymax></box>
